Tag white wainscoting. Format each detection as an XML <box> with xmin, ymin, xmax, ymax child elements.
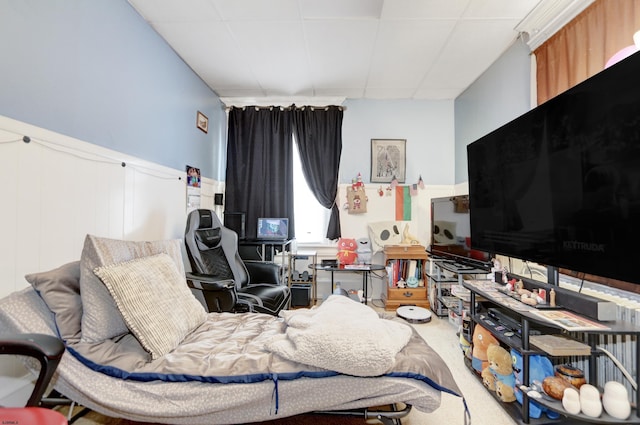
<box><xmin>0</xmin><ymin>115</ymin><xmax>220</xmax><ymax>298</ymax></box>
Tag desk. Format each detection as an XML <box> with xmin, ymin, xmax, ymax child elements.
<box><xmin>310</xmin><ymin>264</ymin><xmax>385</xmax><ymax>305</ymax></box>
<box><xmin>239</xmin><ymin>239</ymin><xmax>293</xmax><ymax>282</ymax></box>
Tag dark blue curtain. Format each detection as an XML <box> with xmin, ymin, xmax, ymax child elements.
<box><xmin>225</xmin><ymin>107</ymin><xmax>294</xmax><ymax>240</ymax></box>
<box><xmin>292</xmin><ymin>106</ymin><xmax>343</xmax><ymax>240</ymax></box>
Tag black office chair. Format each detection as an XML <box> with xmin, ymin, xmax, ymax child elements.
<box><xmin>184</xmin><ymin>209</ymin><xmax>291</xmax><ymax>315</ymax></box>
<box><xmin>0</xmin><ymin>333</ymin><xmax>67</xmax><ymax>425</ymax></box>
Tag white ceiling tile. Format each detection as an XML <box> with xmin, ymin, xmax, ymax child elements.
<box><xmin>215</xmin><ymin>87</ymin><xmax>267</xmax><ymax>98</ymax></box>
<box><xmin>381</xmin><ymin>0</ymin><xmax>471</xmax><ymax>19</ymax></box>
<box><xmin>367</xmin><ymin>20</ymin><xmax>457</xmax><ymax>88</ymax></box>
<box><xmin>304</xmin><ymin>20</ymin><xmax>378</xmax><ymax>88</ymax></box>
<box><xmin>420</xmin><ymin>20</ymin><xmax>521</xmax><ymax>91</ymax></box>
<box><xmin>364</xmin><ymin>87</ymin><xmax>417</xmax><ymax>99</ymax></box>
<box><xmin>413</xmin><ymin>87</ymin><xmax>464</xmax><ymax>99</ymax></box>
<box><xmin>300</xmin><ymin>0</ymin><xmax>384</xmax><ymax>19</ymax></box>
<box><xmin>314</xmin><ymin>87</ymin><xmax>365</xmax><ymax>98</ymax></box>
<box><xmin>463</xmin><ymin>0</ymin><xmax>542</xmax><ymax>18</ymax></box>
<box><xmin>129</xmin><ymin>0</ymin><xmax>220</xmax><ymax>22</ymax></box>
<box><xmin>210</xmin><ymin>0</ymin><xmax>300</xmax><ymax>20</ymax></box>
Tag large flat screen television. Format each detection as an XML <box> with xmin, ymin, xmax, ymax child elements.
<box><xmin>467</xmin><ymin>51</ymin><xmax>640</xmax><ymax>284</ymax></box>
<box><xmin>430</xmin><ymin>195</ymin><xmax>490</xmax><ymax>268</ymax></box>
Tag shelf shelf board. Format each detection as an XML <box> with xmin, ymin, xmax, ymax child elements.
<box><xmin>521</xmin><ymin>388</ymin><xmax>640</xmax><ymax>424</ymax></box>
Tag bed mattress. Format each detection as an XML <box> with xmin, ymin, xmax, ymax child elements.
<box><xmin>1</xmin><ymin>288</ymin><xmax>461</xmax><ymax>424</ymax></box>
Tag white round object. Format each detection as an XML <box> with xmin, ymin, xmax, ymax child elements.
<box><xmin>579</xmin><ymin>384</ymin><xmax>602</xmax><ymax>418</ymax></box>
<box><xmin>528</xmin><ymin>390</ymin><xmax>542</xmax><ymax>399</ymax></box>
<box><xmin>602</xmin><ymin>381</ymin><xmax>631</xmax><ymax>420</ymax></box>
<box><xmin>397</xmin><ymin>306</ymin><xmax>432</xmax><ymax>323</ymax></box>
<box><xmin>562</xmin><ymin>387</ymin><xmax>581</xmax><ymax>415</ymax></box>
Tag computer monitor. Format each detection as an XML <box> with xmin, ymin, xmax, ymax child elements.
<box><xmin>257</xmin><ymin>218</ymin><xmax>289</xmax><ymax>240</ymax></box>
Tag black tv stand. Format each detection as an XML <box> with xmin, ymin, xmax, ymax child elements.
<box><xmin>463</xmin><ymin>279</ymin><xmax>640</xmax><ymax>424</ymax></box>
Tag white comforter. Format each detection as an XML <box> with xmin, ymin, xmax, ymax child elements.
<box><xmin>267</xmin><ymin>295</ymin><xmax>413</xmax><ymax>376</ymax></box>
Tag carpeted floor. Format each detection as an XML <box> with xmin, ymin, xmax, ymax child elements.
<box><xmin>55</xmin><ymin>308</ymin><xmax>516</xmax><ymax>425</ymax></box>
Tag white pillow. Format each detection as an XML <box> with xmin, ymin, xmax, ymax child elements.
<box><xmin>93</xmin><ymin>253</ymin><xmax>206</xmax><ymax>360</ymax></box>
<box><xmin>79</xmin><ymin>234</ymin><xmax>186</xmax><ymax>344</ymax></box>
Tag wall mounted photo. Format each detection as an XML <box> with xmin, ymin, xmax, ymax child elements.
<box><xmin>371</xmin><ymin>139</ymin><xmax>406</xmax><ymax>183</ymax></box>
<box><xmin>196</xmin><ymin>111</ymin><xmax>208</xmax><ymax>133</ymax></box>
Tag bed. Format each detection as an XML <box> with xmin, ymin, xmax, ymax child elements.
<box><xmin>0</xmin><ymin>234</ymin><xmax>464</xmax><ymax>424</ymax></box>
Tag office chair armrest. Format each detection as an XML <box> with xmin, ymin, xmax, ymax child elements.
<box><xmin>0</xmin><ymin>333</ymin><xmax>64</xmax><ymax>407</ymax></box>
<box><xmin>186</xmin><ymin>273</ymin><xmax>235</xmax><ymax>291</ymax></box>
<box><xmin>244</xmin><ymin>261</ymin><xmax>281</xmax><ymax>284</ymax></box>
<box><xmin>186</xmin><ymin>273</ymin><xmax>238</xmax><ymax>313</ymax></box>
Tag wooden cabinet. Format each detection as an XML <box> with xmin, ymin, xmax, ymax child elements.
<box><xmin>382</xmin><ymin>245</ymin><xmax>429</xmax><ymax>311</ymax></box>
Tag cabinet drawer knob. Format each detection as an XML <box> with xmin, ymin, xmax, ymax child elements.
<box><xmin>402</xmin><ymin>291</ymin><xmax>413</xmax><ymax>298</ymax></box>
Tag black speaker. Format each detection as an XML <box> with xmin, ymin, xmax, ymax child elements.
<box><xmin>223</xmin><ymin>212</ymin><xmax>245</xmax><ymax>240</ymax></box>
<box><xmin>214</xmin><ymin>193</ymin><xmax>224</xmax><ymax>205</ymax></box>
<box><xmin>291</xmin><ymin>284</ymin><xmax>311</xmax><ymax>307</ymax></box>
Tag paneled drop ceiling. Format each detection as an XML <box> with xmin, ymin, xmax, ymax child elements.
<box><xmin>128</xmin><ymin>0</ymin><xmax>594</xmax><ymax>101</ymax></box>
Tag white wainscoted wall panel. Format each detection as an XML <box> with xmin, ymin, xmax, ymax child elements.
<box><xmin>0</xmin><ymin>115</ymin><xmax>218</xmax><ymax>299</ymax></box>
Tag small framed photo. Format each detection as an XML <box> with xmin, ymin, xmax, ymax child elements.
<box><xmin>196</xmin><ymin>111</ymin><xmax>208</xmax><ymax>133</ymax></box>
<box><xmin>371</xmin><ymin>139</ymin><xmax>406</xmax><ymax>183</ymax></box>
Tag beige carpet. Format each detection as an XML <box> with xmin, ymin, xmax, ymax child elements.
<box><xmin>57</xmin><ymin>309</ymin><xmax>516</xmax><ymax>425</ymax></box>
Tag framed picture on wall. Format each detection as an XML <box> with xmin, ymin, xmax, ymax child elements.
<box><xmin>370</xmin><ymin>139</ymin><xmax>406</xmax><ymax>183</ymax></box>
<box><xmin>196</xmin><ymin>111</ymin><xmax>209</xmax><ymax>133</ymax></box>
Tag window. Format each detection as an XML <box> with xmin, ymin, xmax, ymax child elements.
<box><xmin>293</xmin><ymin>139</ymin><xmax>331</xmax><ymax>244</ymax></box>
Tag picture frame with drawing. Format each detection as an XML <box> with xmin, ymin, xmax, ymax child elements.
<box><xmin>371</xmin><ymin>139</ymin><xmax>406</xmax><ymax>183</ymax></box>
<box><xmin>196</xmin><ymin>111</ymin><xmax>209</xmax><ymax>133</ymax></box>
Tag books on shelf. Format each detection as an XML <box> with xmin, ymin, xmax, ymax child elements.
<box><xmin>386</xmin><ymin>258</ymin><xmax>424</xmax><ymax>287</ymax></box>
<box><xmin>530</xmin><ymin>334</ymin><xmax>591</xmax><ymax>356</ymax></box>
<box><xmin>343</xmin><ymin>264</ymin><xmax>370</xmax><ymax>270</ymax></box>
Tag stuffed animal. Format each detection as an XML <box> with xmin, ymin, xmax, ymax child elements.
<box><xmin>459</xmin><ymin>333</ymin><xmax>472</xmax><ymax>360</ymax></box>
<box><xmin>471</xmin><ymin>324</ymin><xmax>498</xmax><ymax>374</ymax></box>
<box><xmin>484</xmin><ymin>344</ymin><xmax>516</xmax><ymax>403</ymax></box>
<box><xmin>355</xmin><ymin>238</ymin><xmax>372</xmax><ymax>264</ymax></box>
<box><xmin>336</xmin><ymin>238</ymin><xmax>358</xmax><ymax>265</ymax></box>
<box><xmin>511</xmin><ymin>349</ymin><xmax>560</xmax><ymax>419</ymax></box>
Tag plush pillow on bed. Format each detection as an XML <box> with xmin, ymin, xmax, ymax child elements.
<box><xmin>25</xmin><ymin>261</ymin><xmax>82</xmax><ymax>343</ymax></box>
<box><xmin>79</xmin><ymin>234</ymin><xmax>186</xmax><ymax>344</ymax></box>
<box><xmin>93</xmin><ymin>253</ymin><xmax>206</xmax><ymax>359</ymax></box>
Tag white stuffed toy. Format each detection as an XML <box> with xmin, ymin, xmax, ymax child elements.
<box><xmin>356</xmin><ymin>237</ymin><xmax>372</xmax><ymax>264</ymax></box>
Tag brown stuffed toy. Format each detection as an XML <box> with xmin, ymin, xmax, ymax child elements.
<box><xmin>472</xmin><ymin>324</ymin><xmax>498</xmax><ymax>374</ymax></box>
<box><xmin>484</xmin><ymin>344</ymin><xmax>516</xmax><ymax>403</ymax></box>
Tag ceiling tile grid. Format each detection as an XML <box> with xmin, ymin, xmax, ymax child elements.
<box><xmin>128</xmin><ymin>0</ymin><xmax>592</xmax><ymax>100</ymax></box>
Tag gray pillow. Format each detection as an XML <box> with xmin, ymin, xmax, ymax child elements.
<box><xmin>79</xmin><ymin>234</ymin><xmax>186</xmax><ymax>344</ymax></box>
<box><xmin>25</xmin><ymin>261</ymin><xmax>82</xmax><ymax>343</ymax></box>
<box><xmin>94</xmin><ymin>253</ymin><xmax>206</xmax><ymax>360</ymax></box>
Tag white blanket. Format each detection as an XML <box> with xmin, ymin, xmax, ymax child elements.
<box><xmin>266</xmin><ymin>295</ymin><xmax>413</xmax><ymax>376</ymax></box>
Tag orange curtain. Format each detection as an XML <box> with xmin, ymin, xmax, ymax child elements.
<box><xmin>535</xmin><ymin>0</ymin><xmax>640</xmax><ymax>104</ymax></box>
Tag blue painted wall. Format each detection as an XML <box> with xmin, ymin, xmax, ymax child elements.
<box><xmin>341</xmin><ymin>99</ymin><xmax>455</xmax><ymax>185</ymax></box>
<box><xmin>0</xmin><ymin>0</ymin><xmax>224</xmax><ymax>179</ymax></box>
<box><xmin>454</xmin><ymin>40</ymin><xmax>532</xmax><ymax>184</ymax></box>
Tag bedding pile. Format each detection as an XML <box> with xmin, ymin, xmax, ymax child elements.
<box><xmin>267</xmin><ymin>295</ymin><xmax>413</xmax><ymax>376</ymax></box>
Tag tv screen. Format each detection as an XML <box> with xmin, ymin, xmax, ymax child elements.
<box><xmin>430</xmin><ymin>195</ymin><xmax>489</xmax><ymax>266</ymax></box>
<box><xmin>467</xmin><ymin>52</ymin><xmax>640</xmax><ymax>284</ymax></box>
<box><xmin>257</xmin><ymin>218</ymin><xmax>289</xmax><ymax>240</ymax></box>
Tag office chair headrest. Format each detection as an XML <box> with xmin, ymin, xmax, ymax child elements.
<box><xmin>195</xmin><ymin>228</ymin><xmax>222</xmax><ymax>249</ymax></box>
<box><xmin>198</xmin><ymin>210</ymin><xmax>214</xmax><ymax>229</ymax></box>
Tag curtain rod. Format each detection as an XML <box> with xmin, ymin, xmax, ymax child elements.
<box><xmin>225</xmin><ymin>105</ymin><xmax>346</xmax><ymax>112</ymax></box>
